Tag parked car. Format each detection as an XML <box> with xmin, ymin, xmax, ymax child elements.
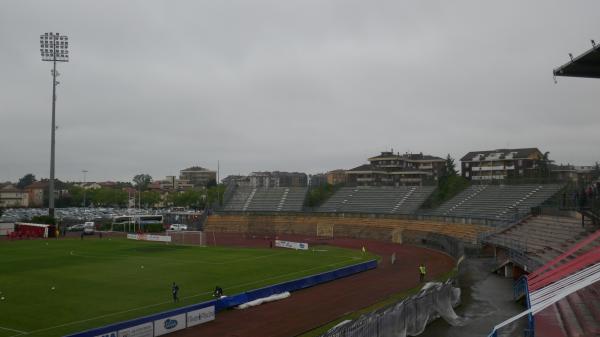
<box><xmin>68</xmin><ymin>224</ymin><xmax>84</xmax><ymax>231</ymax></box>
<box><xmin>169</xmin><ymin>224</ymin><xmax>188</xmax><ymax>231</ymax></box>
<box><xmin>83</xmin><ymin>222</ymin><xmax>95</xmax><ymax>235</ymax></box>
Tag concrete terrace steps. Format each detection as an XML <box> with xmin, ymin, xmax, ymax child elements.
<box><xmin>485</xmin><ymin>215</ymin><xmax>595</xmax><ymax>266</ymax></box>
<box><xmin>318</xmin><ymin>186</ymin><xmax>435</xmax><ymax>214</ymax></box>
<box><xmin>429</xmin><ymin>184</ymin><xmax>564</xmax><ymax>220</ymax></box>
<box><xmin>224</xmin><ymin>187</ymin><xmax>307</xmax><ymax>212</ymax></box>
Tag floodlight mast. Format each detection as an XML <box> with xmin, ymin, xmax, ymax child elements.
<box><xmin>40</xmin><ymin>32</ymin><xmax>69</xmax><ymax>218</ymax></box>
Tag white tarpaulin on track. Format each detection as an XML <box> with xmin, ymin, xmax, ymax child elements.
<box><xmin>127</xmin><ymin>233</ymin><xmax>172</xmax><ymax>243</ymax></box>
<box><xmin>235</xmin><ymin>292</ymin><xmax>291</xmax><ymax>309</ymax></box>
<box><xmin>275</xmin><ymin>240</ymin><xmax>308</xmax><ymax>250</ymax></box>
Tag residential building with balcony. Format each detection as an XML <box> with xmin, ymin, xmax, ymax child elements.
<box><xmin>179</xmin><ymin>166</ymin><xmax>217</xmax><ymax>188</ymax></box>
<box><xmin>0</xmin><ymin>184</ymin><xmax>29</xmax><ymax>207</ymax></box>
<box><xmin>326</xmin><ymin>169</ymin><xmax>348</xmax><ymax>185</ymax></box>
<box><xmin>346</xmin><ymin>151</ymin><xmax>446</xmax><ymax>186</ymax></box>
<box><xmin>460</xmin><ymin>148</ymin><xmax>546</xmax><ymax>181</ymax></box>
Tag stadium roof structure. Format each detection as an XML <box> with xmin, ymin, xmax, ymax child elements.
<box><xmin>487</xmin><ymin>229</ymin><xmax>600</xmax><ymax>337</ymax></box>
<box><xmin>553</xmin><ymin>41</ymin><xmax>600</xmax><ymax>79</ymax></box>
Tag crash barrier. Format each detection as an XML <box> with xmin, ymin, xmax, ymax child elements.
<box><xmin>65</xmin><ymin>259</ymin><xmax>377</xmax><ymax>337</ymax></box>
<box><xmin>166</xmin><ymin>230</ymin><xmax>205</xmax><ymax>245</ymax></box>
<box><xmin>400</xmin><ymin>230</ymin><xmax>465</xmax><ymax>260</ymax></box>
<box><xmin>320</xmin><ymin>280</ymin><xmax>462</xmax><ymax>337</ymax></box>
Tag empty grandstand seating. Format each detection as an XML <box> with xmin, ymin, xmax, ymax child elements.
<box><xmin>318</xmin><ymin>186</ymin><xmax>435</xmax><ymax>214</ymax></box>
<box><xmin>223</xmin><ymin>187</ymin><xmax>307</xmax><ymax>212</ymax></box>
<box><xmin>428</xmin><ymin>184</ymin><xmax>563</xmax><ymax>220</ymax></box>
<box><xmin>485</xmin><ymin>215</ymin><xmax>596</xmax><ymax>267</ymax></box>
<box><xmin>205</xmin><ymin>214</ymin><xmax>492</xmax><ymax>243</ymax></box>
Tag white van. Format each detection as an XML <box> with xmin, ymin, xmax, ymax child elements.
<box><xmin>169</xmin><ymin>224</ymin><xmax>188</xmax><ymax>231</ymax></box>
<box><xmin>83</xmin><ymin>222</ymin><xmax>95</xmax><ymax>235</ymax></box>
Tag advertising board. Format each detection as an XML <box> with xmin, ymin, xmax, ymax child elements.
<box><xmin>126</xmin><ymin>234</ymin><xmax>172</xmax><ymax>243</ymax></box>
<box><xmin>275</xmin><ymin>240</ymin><xmax>308</xmax><ymax>250</ymax></box>
<box><xmin>153</xmin><ymin>313</ymin><xmax>186</xmax><ymax>336</ymax></box>
<box><xmin>118</xmin><ymin>322</ymin><xmax>153</xmax><ymax>337</ymax></box>
<box><xmin>186</xmin><ymin>306</ymin><xmax>215</xmax><ymax>327</ymax></box>
<box><xmin>94</xmin><ymin>333</ymin><xmax>116</xmax><ymax>337</ymax></box>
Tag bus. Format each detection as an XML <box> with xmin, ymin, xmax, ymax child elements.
<box><xmin>111</xmin><ymin>215</ymin><xmax>163</xmax><ymax>232</ymax></box>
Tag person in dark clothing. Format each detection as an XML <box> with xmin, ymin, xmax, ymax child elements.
<box><xmin>213</xmin><ymin>286</ymin><xmax>223</xmax><ymax>298</ymax></box>
<box><xmin>80</xmin><ymin>232</ymin><xmax>84</xmax><ymax>240</ymax></box>
<box><xmin>172</xmin><ymin>282</ymin><xmax>179</xmax><ymax>302</ymax></box>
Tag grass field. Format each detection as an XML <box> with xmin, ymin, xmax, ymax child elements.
<box><xmin>0</xmin><ymin>238</ymin><xmax>374</xmax><ymax>337</ymax></box>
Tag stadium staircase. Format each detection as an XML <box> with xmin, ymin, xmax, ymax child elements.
<box><xmin>223</xmin><ymin>187</ymin><xmax>307</xmax><ymax>212</ymax></box>
<box><xmin>428</xmin><ymin>184</ymin><xmax>564</xmax><ymax>221</ymax></box>
<box><xmin>318</xmin><ymin>186</ymin><xmax>435</xmax><ymax>214</ymax></box>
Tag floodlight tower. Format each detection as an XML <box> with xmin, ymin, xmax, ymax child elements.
<box><xmin>40</xmin><ymin>32</ymin><xmax>69</xmax><ymax>217</ymax></box>
<box><xmin>82</xmin><ymin>169</ymin><xmax>88</xmax><ymax>207</ymax></box>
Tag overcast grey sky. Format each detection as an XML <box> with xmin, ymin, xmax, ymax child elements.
<box><xmin>1</xmin><ymin>1</ymin><xmax>598</xmax><ymax>183</ymax></box>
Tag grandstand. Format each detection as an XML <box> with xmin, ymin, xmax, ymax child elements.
<box><xmin>427</xmin><ymin>184</ymin><xmax>564</xmax><ymax>220</ymax></box>
<box><xmin>223</xmin><ymin>187</ymin><xmax>307</xmax><ymax>212</ymax></box>
<box><xmin>204</xmin><ymin>213</ymin><xmax>491</xmax><ymax>244</ymax></box>
<box><xmin>484</xmin><ymin>215</ymin><xmax>596</xmax><ymax>270</ymax></box>
<box><xmin>318</xmin><ymin>186</ymin><xmax>435</xmax><ymax>214</ymax></box>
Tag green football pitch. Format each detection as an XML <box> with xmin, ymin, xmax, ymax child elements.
<box><xmin>0</xmin><ymin>238</ymin><xmax>374</xmax><ymax>337</ymax></box>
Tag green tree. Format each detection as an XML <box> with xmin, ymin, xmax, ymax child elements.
<box><xmin>307</xmin><ymin>183</ymin><xmax>336</xmax><ymax>207</ymax></box>
<box><xmin>17</xmin><ymin>173</ymin><xmax>36</xmax><ymax>189</ymax></box>
<box><xmin>89</xmin><ymin>188</ymin><xmax>127</xmax><ymax>207</ymax></box>
<box><xmin>132</xmin><ymin>174</ymin><xmax>153</xmax><ymax>190</ymax></box>
<box><xmin>141</xmin><ymin>191</ymin><xmax>161</xmax><ymax>208</ymax></box>
<box><xmin>592</xmin><ymin>162</ymin><xmax>600</xmax><ymax>180</ymax></box>
<box><xmin>445</xmin><ymin>154</ymin><xmax>458</xmax><ymax>177</ymax></box>
<box><xmin>206</xmin><ymin>184</ymin><xmax>226</xmax><ymax>207</ymax></box>
<box><xmin>168</xmin><ymin>190</ymin><xmax>204</xmax><ymax>208</ymax></box>
<box><xmin>538</xmin><ymin>151</ymin><xmax>553</xmax><ymax>178</ymax></box>
<box><xmin>68</xmin><ymin>186</ymin><xmax>84</xmax><ymax>206</ymax></box>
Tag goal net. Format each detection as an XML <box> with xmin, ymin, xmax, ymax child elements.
<box><xmin>316</xmin><ymin>224</ymin><xmax>334</xmax><ymax>239</ymax></box>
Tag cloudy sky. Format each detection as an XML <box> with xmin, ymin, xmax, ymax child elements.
<box><xmin>1</xmin><ymin>1</ymin><xmax>598</xmax><ymax>183</ymax></box>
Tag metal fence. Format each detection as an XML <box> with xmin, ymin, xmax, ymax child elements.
<box><xmin>320</xmin><ymin>280</ymin><xmax>461</xmax><ymax>337</ymax></box>
<box><xmin>400</xmin><ymin>230</ymin><xmax>465</xmax><ymax>260</ymax></box>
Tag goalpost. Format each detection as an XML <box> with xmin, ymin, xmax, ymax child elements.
<box><xmin>166</xmin><ymin>230</ymin><xmax>205</xmax><ymax>246</ymax></box>
<box><xmin>316</xmin><ymin>224</ymin><xmax>334</xmax><ymax>239</ymax></box>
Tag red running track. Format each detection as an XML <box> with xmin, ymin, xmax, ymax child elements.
<box><xmin>171</xmin><ymin>233</ymin><xmax>455</xmax><ymax>337</ymax></box>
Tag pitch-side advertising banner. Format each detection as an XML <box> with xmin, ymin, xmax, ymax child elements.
<box><xmin>118</xmin><ymin>322</ymin><xmax>153</xmax><ymax>337</ymax></box>
<box><xmin>154</xmin><ymin>313</ymin><xmax>186</xmax><ymax>336</ymax></box>
<box><xmin>187</xmin><ymin>306</ymin><xmax>215</xmax><ymax>327</ymax></box>
<box><xmin>275</xmin><ymin>240</ymin><xmax>308</xmax><ymax>250</ymax></box>
<box><xmin>127</xmin><ymin>234</ymin><xmax>172</xmax><ymax>243</ymax></box>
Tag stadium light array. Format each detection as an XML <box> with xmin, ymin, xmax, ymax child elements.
<box><xmin>39</xmin><ymin>32</ymin><xmax>70</xmax><ymax>217</ymax></box>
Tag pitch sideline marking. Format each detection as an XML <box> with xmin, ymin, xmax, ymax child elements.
<box><xmin>16</xmin><ymin>258</ymin><xmax>361</xmax><ymax>336</ymax></box>
<box><xmin>0</xmin><ymin>326</ymin><xmax>27</xmax><ymax>334</ymax></box>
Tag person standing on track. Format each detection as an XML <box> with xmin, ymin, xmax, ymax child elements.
<box><xmin>419</xmin><ymin>263</ymin><xmax>426</xmax><ymax>282</ymax></box>
<box><xmin>172</xmin><ymin>282</ymin><xmax>179</xmax><ymax>302</ymax></box>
